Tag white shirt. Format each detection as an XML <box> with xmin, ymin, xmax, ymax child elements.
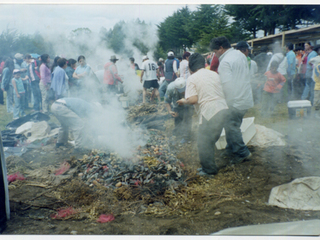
<box><xmin>141</xmin><ymin>59</ymin><xmax>158</xmax><ymax>81</ymax></box>
<box><xmin>218</xmin><ymin>48</ymin><xmax>253</xmax><ymax>110</ymax></box>
<box><xmin>185</xmin><ymin>68</ymin><xmax>228</xmax><ymax>124</ymax></box>
<box><xmin>179</xmin><ymin>59</ymin><xmax>190</xmax><ymax>80</ymax></box>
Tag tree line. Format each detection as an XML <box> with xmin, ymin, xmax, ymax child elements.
<box><xmin>0</xmin><ymin>5</ymin><xmax>319</xmax><ymax>61</ymax></box>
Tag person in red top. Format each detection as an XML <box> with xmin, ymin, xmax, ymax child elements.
<box><xmin>103</xmin><ymin>55</ymin><xmax>123</xmax><ymax>94</ymax></box>
<box><xmin>209</xmin><ymin>53</ymin><xmax>219</xmax><ymax>73</ymax></box>
<box><xmin>261</xmin><ymin>60</ymin><xmax>286</xmax><ymax>116</ymax></box>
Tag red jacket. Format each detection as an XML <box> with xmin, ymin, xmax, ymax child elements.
<box><xmin>263</xmin><ymin>71</ymin><xmax>286</xmax><ymax>93</ymax></box>
<box><xmin>103</xmin><ymin>62</ymin><xmax>122</xmax><ymax>85</ymax></box>
<box><xmin>210</xmin><ymin>54</ymin><xmax>219</xmax><ymax>73</ymax></box>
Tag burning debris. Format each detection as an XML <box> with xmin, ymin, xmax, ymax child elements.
<box><xmin>78</xmin><ymin>129</ymin><xmax>186</xmax><ymax>199</ymax></box>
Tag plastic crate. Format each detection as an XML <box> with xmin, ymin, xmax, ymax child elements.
<box><xmin>287</xmin><ymin>100</ymin><xmax>311</xmax><ymax>119</ymax></box>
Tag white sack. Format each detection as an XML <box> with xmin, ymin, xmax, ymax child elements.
<box><xmin>268</xmin><ymin>176</ymin><xmax>320</xmax><ymax>210</ymax></box>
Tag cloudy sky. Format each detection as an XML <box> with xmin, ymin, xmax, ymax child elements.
<box><xmin>0</xmin><ymin>0</ymin><xmax>317</xmax><ymax>36</ymax></box>
<box><xmin>0</xmin><ymin>3</ymin><xmax>200</xmax><ymax>36</ymax></box>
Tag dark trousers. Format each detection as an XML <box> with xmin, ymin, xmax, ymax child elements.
<box><xmin>22</xmin><ymin>82</ymin><xmax>29</xmax><ymax>108</ymax></box>
<box><xmin>197</xmin><ymin>110</ymin><xmax>226</xmax><ymax>174</ymax></box>
<box><xmin>31</xmin><ymin>80</ymin><xmax>41</xmax><ymax>111</ymax></box>
<box><xmin>224</xmin><ymin>107</ymin><xmax>250</xmax><ymax>158</ymax></box>
<box><xmin>173</xmin><ymin>106</ymin><xmax>193</xmax><ymax>139</ymax></box>
<box><xmin>0</xmin><ymin>88</ymin><xmax>3</xmax><ymax>104</ymax></box>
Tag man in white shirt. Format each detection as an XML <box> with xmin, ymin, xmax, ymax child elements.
<box><xmin>210</xmin><ymin>36</ymin><xmax>253</xmax><ymax>164</ymax></box>
<box><xmin>177</xmin><ymin>53</ymin><xmax>228</xmax><ymax>176</ymax></box>
<box><xmin>140</xmin><ymin>55</ymin><xmax>160</xmax><ymax>104</ymax></box>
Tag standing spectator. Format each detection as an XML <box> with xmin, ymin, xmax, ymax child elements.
<box><xmin>103</xmin><ymin>55</ymin><xmax>123</xmax><ymax>94</ymax></box>
<box><xmin>51</xmin><ymin>58</ymin><xmax>68</xmax><ymax>99</ymax></box>
<box><xmin>11</xmin><ymin>69</ymin><xmax>26</xmax><ymax>119</ymax></box>
<box><xmin>165</xmin><ymin>77</ymin><xmax>193</xmax><ymax>143</ymax></box>
<box><xmin>309</xmin><ymin>45</ymin><xmax>320</xmax><ymax>117</ymax></box>
<box><xmin>209</xmin><ymin>53</ymin><xmax>219</xmax><ymax>73</ymax></box>
<box><xmin>0</xmin><ymin>57</ymin><xmax>5</xmax><ymax>104</ymax></box>
<box><xmin>140</xmin><ymin>55</ymin><xmax>160</xmax><ymax>103</ymax></box>
<box><xmin>179</xmin><ymin>52</ymin><xmax>191</xmax><ymax>80</ymax></box>
<box><xmin>252</xmin><ymin>46</ymin><xmax>272</xmax><ymax>104</ymax></box>
<box><xmin>51</xmin><ymin>56</ymin><xmax>60</xmax><ymax>73</ymax></box>
<box><xmin>210</xmin><ymin>36</ymin><xmax>253</xmax><ymax>163</ymax></box>
<box><xmin>177</xmin><ymin>53</ymin><xmax>228</xmax><ymax>176</ymax></box>
<box><xmin>39</xmin><ymin>54</ymin><xmax>51</xmax><ymax>113</ymax></box>
<box><xmin>73</xmin><ymin>55</ymin><xmax>91</xmax><ymax>84</ymax></box>
<box><xmin>302</xmin><ymin>42</ymin><xmax>318</xmax><ymax>105</ymax></box>
<box><xmin>20</xmin><ymin>55</ymin><xmax>30</xmax><ymax>109</ymax></box>
<box><xmin>26</xmin><ymin>54</ymin><xmax>42</xmax><ymax>111</ymax></box>
<box><xmin>159</xmin><ymin>51</ymin><xmax>179</xmax><ymax>98</ymax></box>
<box><xmin>294</xmin><ymin>46</ymin><xmax>304</xmax><ymax>99</ymax></box>
<box><xmin>129</xmin><ymin>57</ymin><xmax>140</xmax><ymax>71</ymax></box>
<box><xmin>266</xmin><ymin>43</ymin><xmax>288</xmax><ymax>103</ymax></box>
<box><xmin>65</xmin><ymin>59</ymin><xmax>77</xmax><ymax>96</ymax></box>
<box><xmin>261</xmin><ymin>61</ymin><xmax>286</xmax><ymax>116</ymax></box>
<box><xmin>157</xmin><ymin>61</ymin><xmax>165</xmax><ymax>78</ymax></box>
<box><xmin>1</xmin><ymin>58</ymin><xmax>14</xmax><ymax>113</ymax></box>
<box><xmin>286</xmin><ymin>43</ymin><xmax>296</xmax><ymax>100</ymax></box>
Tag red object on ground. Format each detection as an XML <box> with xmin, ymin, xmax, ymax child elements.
<box><xmin>51</xmin><ymin>207</ymin><xmax>78</xmax><ymax>219</ymax></box>
<box><xmin>96</xmin><ymin>214</ymin><xmax>115</xmax><ymax>223</ymax></box>
<box><xmin>134</xmin><ymin>180</ymin><xmax>141</xmax><ymax>186</ymax></box>
<box><xmin>55</xmin><ymin>161</ymin><xmax>71</xmax><ymax>175</ymax></box>
<box><xmin>103</xmin><ymin>166</ymin><xmax>109</xmax><ymax>172</ymax></box>
<box><xmin>179</xmin><ymin>162</ymin><xmax>185</xmax><ymax>167</ymax></box>
<box><xmin>7</xmin><ymin>172</ymin><xmax>26</xmax><ymax>183</ymax></box>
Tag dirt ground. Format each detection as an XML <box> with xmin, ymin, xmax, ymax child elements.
<box><xmin>3</xmin><ymin>103</ymin><xmax>320</xmax><ymax>235</ymax></box>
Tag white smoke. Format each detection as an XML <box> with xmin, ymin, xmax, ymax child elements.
<box><xmin>43</xmin><ymin>19</ymin><xmax>159</xmax><ymax>157</ymax></box>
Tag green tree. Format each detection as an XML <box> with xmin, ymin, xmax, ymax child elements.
<box><xmin>157</xmin><ymin>6</ymin><xmax>193</xmax><ymax>54</ymax></box>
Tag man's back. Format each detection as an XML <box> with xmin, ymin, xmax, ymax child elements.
<box><xmin>218</xmin><ymin>48</ymin><xmax>253</xmax><ymax>110</ymax></box>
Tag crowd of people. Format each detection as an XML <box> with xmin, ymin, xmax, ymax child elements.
<box><xmin>1</xmin><ymin>36</ymin><xmax>320</xmax><ymax>175</ymax></box>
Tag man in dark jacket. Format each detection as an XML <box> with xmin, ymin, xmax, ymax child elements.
<box><xmin>159</xmin><ymin>51</ymin><xmax>179</xmax><ymax>98</ymax></box>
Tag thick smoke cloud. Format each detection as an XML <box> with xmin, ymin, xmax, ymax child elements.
<box><xmin>43</xmin><ymin>20</ymin><xmax>159</xmax><ymax>156</ymax></box>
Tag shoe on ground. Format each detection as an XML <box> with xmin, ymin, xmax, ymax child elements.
<box><xmin>196</xmin><ymin>168</ymin><xmax>217</xmax><ymax>176</ymax></box>
<box><xmin>56</xmin><ymin>143</ymin><xmax>65</xmax><ymax>148</ymax></box>
<box><xmin>231</xmin><ymin>152</ymin><xmax>252</xmax><ymax>164</ymax></box>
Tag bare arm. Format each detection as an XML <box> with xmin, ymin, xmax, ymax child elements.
<box><xmin>140</xmin><ymin>70</ymin><xmax>144</xmax><ymax>83</ymax></box>
<box><xmin>177</xmin><ymin>95</ymin><xmax>198</xmax><ymax>105</ymax></box>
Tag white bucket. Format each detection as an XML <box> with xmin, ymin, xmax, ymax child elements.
<box><xmin>119</xmin><ymin>96</ymin><xmax>129</xmax><ymax>108</ymax></box>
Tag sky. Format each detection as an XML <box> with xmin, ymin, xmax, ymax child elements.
<box><xmin>0</xmin><ymin>4</ymin><xmax>199</xmax><ymax>36</ymax></box>
<box><xmin>0</xmin><ymin>1</ymin><xmax>319</xmax><ymax>36</ymax></box>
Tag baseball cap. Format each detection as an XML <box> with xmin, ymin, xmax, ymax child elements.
<box><xmin>13</xmin><ymin>69</ymin><xmax>21</xmax><ymax>74</ymax></box>
<box><xmin>236</xmin><ymin>41</ymin><xmax>252</xmax><ymax>50</ymax></box>
<box><xmin>14</xmin><ymin>53</ymin><xmax>23</xmax><ymax>60</ymax></box>
<box><xmin>167</xmin><ymin>51</ymin><xmax>174</xmax><ymax>57</ymax></box>
<box><xmin>142</xmin><ymin>55</ymin><xmax>148</xmax><ymax>61</ymax></box>
<box><xmin>174</xmin><ymin>77</ymin><xmax>186</xmax><ymax>93</ymax></box>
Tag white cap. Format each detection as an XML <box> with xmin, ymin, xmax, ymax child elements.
<box><xmin>173</xmin><ymin>77</ymin><xmax>186</xmax><ymax>93</ymax></box>
<box><xmin>167</xmin><ymin>51</ymin><xmax>174</xmax><ymax>57</ymax></box>
<box><xmin>142</xmin><ymin>55</ymin><xmax>148</xmax><ymax>61</ymax></box>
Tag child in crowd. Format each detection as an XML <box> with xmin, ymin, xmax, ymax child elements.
<box><xmin>11</xmin><ymin>69</ymin><xmax>26</xmax><ymax>119</ymax></box>
<box><xmin>261</xmin><ymin>60</ymin><xmax>286</xmax><ymax>116</ymax></box>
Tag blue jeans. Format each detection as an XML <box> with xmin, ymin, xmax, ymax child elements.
<box><xmin>301</xmin><ymin>77</ymin><xmax>315</xmax><ymax>105</ymax></box>
<box><xmin>13</xmin><ymin>93</ymin><xmax>25</xmax><ymax>119</ymax></box>
<box><xmin>5</xmin><ymin>85</ymin><xmax>14</xmax><ymax>113</ymax></box>
<box><xmin>224</xmin><ymin>107</ymin><xmax>250</xmax><ymax>158</ymax></box>
<box><xmin>159</xmin><ymin>81</ymin><xmax>170</xmax><ymax>98</ymax></box>
<box><xmin>31</xmin><ymin>80</ymin><xmax>41</xmax><ymax>111</ymax></box>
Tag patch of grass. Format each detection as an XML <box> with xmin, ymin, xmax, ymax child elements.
<box><xmin>0</xmin><ymin>100</ymin><xmax>13</xmax><ymax>131</ymax></box>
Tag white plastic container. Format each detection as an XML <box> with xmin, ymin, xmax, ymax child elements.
<box><xmin>119</xmin><ymin>96</ymin><xmax>129</xmax><ymax>109</ymax></box>
<box><xmin>287</xmin><ymin>100</ymin><xmax>311</xmax><ymax>119</ymax></box>
<box><xmin>215</xmin><ymin>117</ymin><xmax>256</xmax><ymax>150</ymax></box>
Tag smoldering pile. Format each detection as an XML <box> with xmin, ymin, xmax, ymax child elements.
<box><xmin>78</xmin><ymin>129</ymin><xmax>186</xmax><ymax>200</ymax></box>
